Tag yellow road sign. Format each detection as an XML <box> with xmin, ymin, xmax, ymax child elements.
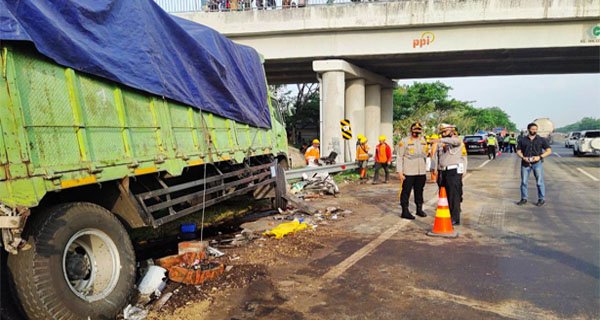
<box><xmin>340</xmin><ymin>119</ymin><xmax>352</xmax><ymax>140</ymax></box>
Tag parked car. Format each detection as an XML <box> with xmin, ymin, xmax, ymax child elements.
<box><xmin>463</xmin><ymin>135</ymin><xmax>488</xmax><ymax>154</ymax></box>
<box><xmin>565</xmin><ymin>131</ymin><xmax>581</xmax><ymax>148</ymax></box>
<box><xmin>573</xmin><ymin>130</ymin><xmax>600</xmax><ymax>156</ymax></box>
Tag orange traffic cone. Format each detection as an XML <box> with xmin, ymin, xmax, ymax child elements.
<box><xmin>426</xmin><ymin>187</ymin><xmax>458</xmax><ymax>238</ymax></box>
<box><xmin>429</xmin><ymin>170</ymin><xmax>437</xmax><ymax>183</ymax></box>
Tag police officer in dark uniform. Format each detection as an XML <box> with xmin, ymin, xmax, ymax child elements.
<box><xmin>432</xmin><ymin>123</ymin><xmax>465</xmax><ymax>225</ymax></box>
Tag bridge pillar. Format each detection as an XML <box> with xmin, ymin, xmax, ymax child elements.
<box><xmin>365</xmin><ymin>84</ymin><xmax>381</xmax><ymax>150</ymax></box>
<box><xmin>381</xmin><ymin>88</ymin><xmax>394</xmax><ymax>149</ymax></box>
<box><xmin>321</xmin><ymin>70</ymin><xmax>346</xmax><ymax>163</ymax></box>
<box><xmin>345</xmin><ymin>78</ymin><xmax>366</xmax><ymax>161</ymax></box>
<box><xmin>314</xmin><ymin>60</ymin><xmax>395</xmax><ymax>164</ymax></box>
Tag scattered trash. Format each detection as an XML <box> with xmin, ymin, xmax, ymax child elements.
<box><xmin>137</xmin><ymin>265</ymin><xmax>167</xmax><ymax>296</ymax></box>
<box><xmin>123</xmin><ymin>304</ymin><xmax>148</xmax><ymax>320</ymax></box>
<box><xmin>207</xmin><ymin>246</ymin><xmax>225</xmax><ymax>258</ymax></box>
<box><xmin>180</xmin><ymin>223</ymin><xmax>197</xmax><ymax>240</ymax></box>
<box><xmin>263</xmin><ymin>219</ymin><xmax>309</xmax><ymax>239</ymax></box>
<box><xmin>178</xmin><ymin>240</ymin><xmax>208</xmax><ymax>256</ymax></box>
<box><xmin>225</xmin><ymin>265</ymin><xmax>234</xmax><ymax>272</ymax></box>
<box><xmin>151</xmin><ymin>292</ymin><xmax>173</xmax><ymax>311</ymax></box>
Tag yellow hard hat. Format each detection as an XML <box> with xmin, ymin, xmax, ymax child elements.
<box><xmin>357</xmin><ymin>134</ymin><xmax>365</xmax><ymax>140</ymax></box>
<box><xmin>359</xmin><ymin>137</ymin><xmax>367</xmax><ymax>143</ymax></box>
<box><xmin>312</xmin><ymin>139</ymin><xmax>320</xmax><ymax>144</ymax></box>
<box><xmin>378</xmin><ymin>135</ymin><xmax>386</xmax><ymax>141</ymax></box>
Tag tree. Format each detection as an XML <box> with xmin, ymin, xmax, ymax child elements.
<box><xmin>556</xmin><ymin>117</ymin><xmax>600</xmax><ymax>132</ymax></box>
<box><xmin>270</xmin><ymin>84</ymin><xmax>320</xmax><ymax>145</ymax></box>
<box><xmin>393</xmin><ymin>81</ymin><xmax>516</xmax><ymax>136</ymax></box>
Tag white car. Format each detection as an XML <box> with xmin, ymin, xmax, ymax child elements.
<box><xmin>564</xmin><ymin>131</ymin><xmax>581</xmax><ymax>148</ymax></box>
<box><xmin>573</xmin><ymin>130</ymin><xmax>600</xmax><ymax>156</ymax></box>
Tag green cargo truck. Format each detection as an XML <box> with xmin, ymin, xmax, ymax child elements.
<box><xmin>0</xmin><ymin>43</ymin><xmax>288</xmax><ymax>318</ymax></box>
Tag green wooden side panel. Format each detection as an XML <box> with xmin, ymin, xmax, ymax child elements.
<box><xmin>0</xmin><ymin>45</ymin><xmax>288</xmax><ymax>208</ymax></box>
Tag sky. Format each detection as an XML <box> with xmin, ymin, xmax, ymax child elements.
<box><xmin>397</xmin><ymin>74</ymin><xmax>600</xmax><ymax>130</ymax></box>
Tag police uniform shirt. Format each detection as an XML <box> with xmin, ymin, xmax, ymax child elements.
<box><xmin>435</xmin><ymin>137</ymin><xmax>463</xmax><ymax>170</ymax></box>
<box><xmin>396</xmin><ymin>136</ymin><xmax>428</xmax><ymax>176</ymax></box>
<box><xmin>517</xmin><ymin>135</ymin><xmax>550</xmax><ymax>166</ymax></box>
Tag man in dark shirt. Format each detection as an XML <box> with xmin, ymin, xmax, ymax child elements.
<box><xmin>516</xmin><ymin>123</ymin><xmax>552</xmax><ymax>206</ymax></box>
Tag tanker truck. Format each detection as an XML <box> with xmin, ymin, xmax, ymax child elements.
<box><xmin>0</xmin><ymin>2</ymin><xmax>288</xmax><ymax>319</ymax></box>
<box><xmin>533</xmin><ymin>118</ymin><xmax>555</xmax><ymax>144</ymax></box>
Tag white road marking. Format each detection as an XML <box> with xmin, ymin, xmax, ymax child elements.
<box><xmin>577</xmin><ymin>168</ymin><xmax>599</xmax><ymax>182</ymax></box>
<box><xmin>477</xmin><ymin>159</ymin><xmax>491</xmax><ymax>168</ymax></box>
<box><xmin>322</xmin><ymin>219</ymin><xmax>410</xmax><ymax>281</ymax></box>
<box><xmin>554</xmin><ymin>153</ymin><xmax>562</xmax><ymax>158</ymax></box>
<box><xmin>408</xmin><ymin>287</ymin><xmax>563</xmax><ymax>320</ymax></box>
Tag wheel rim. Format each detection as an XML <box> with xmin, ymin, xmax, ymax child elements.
<box><xmin>62</xmin><ymin>228</ymin><xmax>120</xmax><ymax>302</ymax></box>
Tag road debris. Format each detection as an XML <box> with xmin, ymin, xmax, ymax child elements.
<box><xmin>156</xmin><ymin>241</ymin><xmax>226</xmax><ymax>285</ymax></box>
<box><xmin>263</xmin><ymin>219</ymin><xmax>310</xmax><ymax>239</ymax></box>
<box><xmin>151</xmin><ymin>292</ymin><xmax>173</xmax><ymax>311</ymax></box>
<box><xmin>137</xmin><ymin>266</ymin><xmax>167</xmax><ymax>296</ymax></box>
<box><xmin>123</xmin><ymin>304</ymin><xmax>149</xmax><ymax>320</ymax></box>
<box><xmin>292</xmin><ymin>172</ymin><xmax>340</xmax><ymax>197</ymax></box>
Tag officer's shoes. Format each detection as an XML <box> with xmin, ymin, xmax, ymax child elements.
<box><xmin>416</xmin><ymin>210</ymin><xmax>427</xmax><ymax>217</ymax></box>
<box><xmin>536</xmin><ymin>199</ymin><xmax>545</xmax><ymax>207</ymax></box>
<box><xmin>452</xmin><ymin>220</ymin><xmax>460</xmax><ymax>226</ymax></box>
<box><xmin>516</xmin><ymin>199</ymin><xmax>527</xmax><ymax>206</ymax></box>
<box><xmin>401</xmin><ymin>213</ymin><xmax>416</xmax><ymax>220</ymax></box>
<box><xmin>400</xmin><ymin>208</ymin><xmax>415</xmax><ymax>220</ymax></box>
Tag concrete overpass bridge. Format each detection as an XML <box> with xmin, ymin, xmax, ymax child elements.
<box><xmin>175</xmin><ymin>0</ymin><xmax>600</xmax><ymax>162</ymax></box>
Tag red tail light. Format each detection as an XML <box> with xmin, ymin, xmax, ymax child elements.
<box><xmin>478</xmin><ymin>140</ymin><xmax>485</xmax><ymax>143</ymax></box>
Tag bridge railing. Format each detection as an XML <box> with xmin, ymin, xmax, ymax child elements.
<box><xmin>154</xmin><ymin>0</ymin><xmax>405</xmax><ymax>13</ymax></box>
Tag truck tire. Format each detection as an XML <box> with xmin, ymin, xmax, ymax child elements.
<box><xmin>7</xmin><ymin>203</ymin><xmax>135</xmax><ymax>320</ymax></box>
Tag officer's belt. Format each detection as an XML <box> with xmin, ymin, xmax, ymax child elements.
<box><xmin>441</xmin><ymin>164</ymin><xmax>458</xmax><ymax>171</ymax></box>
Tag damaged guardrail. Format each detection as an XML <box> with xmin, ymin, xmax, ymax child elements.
<box><xmin>284</xmin><ymin>157</ymin><xmax>396</xmax><ymax>180</ymax></box>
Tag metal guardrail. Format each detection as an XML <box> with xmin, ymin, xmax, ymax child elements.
<box><xmin>284</xmin><ymin>157</ymin><xmax>396</xmax><ymax>179</ymax></box>
<box><xmin>284</xmin><ymin>161</ymin><xmax>359</xmax><ymax>179</ymax></box>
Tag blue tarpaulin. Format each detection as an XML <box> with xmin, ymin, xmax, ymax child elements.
<box><xmin>0</xmin><ymin>0</ymin><xmax>271</xmax><ymax>128</ymax></box>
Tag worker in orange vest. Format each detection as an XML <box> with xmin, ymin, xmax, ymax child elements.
<box><xmin>304</xmin><ymin>139</ymin><xmax>320</xmax><ymax>167</ymax></box>
<box><xmin>373</xmin><ymin>135</ymin><xmax>392</xmax><ymax>184</ymax></box>
<box><xmin>356</xmin><ymin>136</ymin><xmax>370</xmax><ymax>180</ymax></box>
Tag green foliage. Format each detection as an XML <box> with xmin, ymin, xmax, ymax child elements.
<box><xmin>555</xmin><ymin>117</ymin><xmax>600</xmax><ymax>132</ymax></box>
<box><xmin>393</xmin><ymin>82</ymin><xmax>517</xmax><ymax>136</ymax></box>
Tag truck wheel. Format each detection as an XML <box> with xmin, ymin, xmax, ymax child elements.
<box><xmin>7</xmin><ymin>203</ymin><xmax>135</xmax><ymax>320</ymax></box>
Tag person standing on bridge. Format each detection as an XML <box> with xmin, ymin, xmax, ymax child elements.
<box><xmin>516</xmin><ymin>123</ymin><xmax>552</xmax><ymax>207</ymax></box>
<box><xmin>305</xmin><ymin>139</ymin><xmax>321</xmax><ymax>167</ymax></box>
<box><xmin>372</xmin><ymin>135</ymin><xmax>392</xmax><ymax>184</ymax></box>
<box><xmin>397</xmin><ymin>122</ymin><xmax>429</xmax><ymax>220</ymax></box>
<box><xmin>432</xmin><ymin>123</ymin><xmax>464</xmax><ymax>225</ymax></box>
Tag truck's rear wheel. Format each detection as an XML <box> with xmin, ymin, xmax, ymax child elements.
<box><xmin>7</xmin><ymin>203</ymin><xmax>135</xmax><ymax>320</ymax></box>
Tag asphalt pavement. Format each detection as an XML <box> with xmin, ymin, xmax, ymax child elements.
<box><xmin>313</xmin><ymin>145</ymin><xmax>600</xmax><ymax>319</ymax></box>
<box><xmin>225</xmin><ymin>145</ymin><xmax>600</xmax><ymax>320</ymax></box>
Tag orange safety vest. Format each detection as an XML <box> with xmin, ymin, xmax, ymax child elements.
<box><xmin>375</xmin><ymin>143</ymin><xmax>390</xmax><ymax>163</ymax></box>
<box><xmin>305</xmin><ymin>146</ymin><xmax>320</xmax><ymax>163</ymax></box>
<box><xmin>356</xmin><ymin>144</ymin><xmax>369</xmax><ymax>161</ymax></box>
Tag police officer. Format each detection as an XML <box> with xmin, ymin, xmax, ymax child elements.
<box><xmin>487</xmin><ymin>133</ymin><xmax>498</xmax><ymax>160</ymax></box>
<box><xmin>397</xmin><ymin>122</ymin><xmax>428</xmax><ymax>220</ymax></box>
<box><xmin>432</xmin><ymin>123</ymin><xmax>464</xmax><ymax>225</ymax></box>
